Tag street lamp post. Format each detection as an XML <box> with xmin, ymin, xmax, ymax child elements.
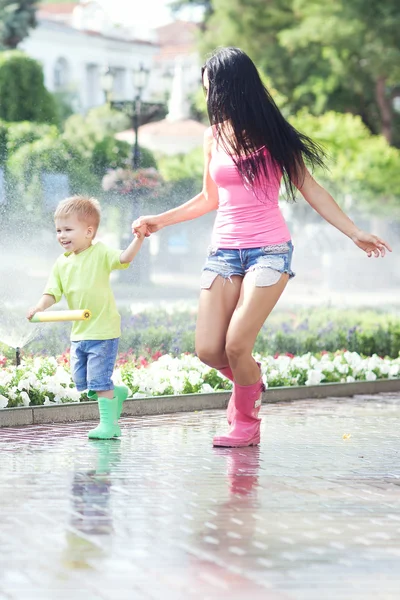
<box><xmin>131</xmin><ymin>64</ymin><xmax>150</xmax><ymax>170</ymax></box>
<box><xmin>100</xmin><ymin>63</ymin><xmax>152</xmax><ymax>284</ymax></box>
<box><xmin>100</xmin><ymin>66</ymin><xmax>114</xmax><ymax>105</ymax></box>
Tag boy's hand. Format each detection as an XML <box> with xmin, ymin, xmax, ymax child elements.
<box><xmin>27</xmin><ymin>307</ymin><xmax>38</xmax><ymax>321</ymax></box>
<box><xmin>134</xmin><ymin>224</ymin><xmax>148</xmax><ymax>240</ymax></box>
<box><xmin>132</xmin><ymin>215</ymin><xmax>163</xmax><ymax>237</ymax></box>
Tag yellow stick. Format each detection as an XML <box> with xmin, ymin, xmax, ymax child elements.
<box><xmin>30</xmin><ymin>309</ymin><xmax>92</xmax><ymax>323</ymax></box>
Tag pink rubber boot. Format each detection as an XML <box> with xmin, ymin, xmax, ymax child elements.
<box><xmin>213</xmin><ymin>378</ymin><xmax>265</xmax><ymax>448</ymax></box>
<box><xmin>221</xmin><ymin>363</ymin><xmax>262</xmax><ymax>425</ymax></box>
<box><xmin>219</xmin><ymin>366</ymin><xmax>236</xmax><ymax>424</ymax></box>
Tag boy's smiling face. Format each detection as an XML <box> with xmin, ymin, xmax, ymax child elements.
<box><xmin>55</xmin><ymin>214</ymin><xmax>94</xmax><ymax>254</ymax></box>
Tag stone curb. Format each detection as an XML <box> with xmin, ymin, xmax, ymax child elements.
<box><xmin>1</xmin><ymin>378</ymin><xmax>400</xmax><ymax>429</ymax></box>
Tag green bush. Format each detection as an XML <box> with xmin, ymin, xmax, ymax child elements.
<box><xmin>63</xmin><ymin>104</ymin><xmax>130</xmax><ymax>147</ymax></box>
<box><xmin>7</xmin><ymin>134</ymin><xmax>98</xmax><ymax>214</ymax></box>
<box><xmin>0</xmin><ymin>51</ymin><xmax>58</xmax><ymax>124</ymax></box>
<box><xmin>6</xmin><ymin>121</ymin><xmax>58</xmax><ymax>156</ymax></box>
<box><xmin>158</xmin><ymin>146</ymin><xmax>203</xmax><ymax>189</ymax></box>
<box><xmin>290</xmin><ymin>111</ymin><xmax>400</xmax><ymax>212</ymax></box>
<box><xmin>0</xmin><ymin>121</ymin><xmax>7</xmax><ymax>165</ymax></box>
<box><xmin>6</xmin><ymin>308</ymin><xmax>400</xmax><ymax>361</ymax></box>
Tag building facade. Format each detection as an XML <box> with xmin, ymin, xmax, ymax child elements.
<box><xmin>21</xmin><ymin>2</ymin><xmax>159</xmax><ymax>112</ymax></box>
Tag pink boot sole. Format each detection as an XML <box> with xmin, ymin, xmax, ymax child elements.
<box><xmin>213</xmin><ymin>432</ymin><xmax>260</xmax><ymax>447</ymax></box>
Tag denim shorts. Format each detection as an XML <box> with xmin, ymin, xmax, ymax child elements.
<box><xmin>201</xmin><ymin>241</ymin><xmax>295</xmax><ymax>289</ymax></box>
<box><xmin>70</xmin><ymin>338</ymin><xmax>119</xmax><ymax>392</ymax></box>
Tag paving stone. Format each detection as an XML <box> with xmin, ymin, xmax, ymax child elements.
<box><xmin>1</xmin><ymin>394</ymin><xmax>400</xmax><ymax>599</ymax></box>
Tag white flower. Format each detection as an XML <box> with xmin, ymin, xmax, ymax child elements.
<box><xmin>389</xmin><ymin>365</ymin><xmax>400</xmax><ymax>377</ymax></box>
<box><xmin>187</xmin><ymin>371</ymin><xmax>202</xmax><ymax>386</ymax></box>
<box><xmin>201</xmin><ymin>384</ymin><xmax>214</xmax><ymax>393</ymax></box>
<box><xmin>20</xmin><ymin>391</ymin><xmax>30</xmax><ymax>406</ymax></box>
<box><xmin>53</xmin><ymin>366</ymin><xmax>72</xmax><ymax>385</ymax></box>
<box><xmin>346</xmin><ymin>376</ymin><xmax>355</xmax><ymax>383</ymax></box>
<box><xmin>0</xmin><ymin>394</ymin><xmax>8</xmax><ymax>409</ymax></box>
<box><xmin>365</xmin><ymin>370</ymin><xmax>377</xmax><ymax>381</ymax></box>
<box><xmin>305</xmin><ymin>370</ymin><xmax>324</xmax><ymax>386</ymax></box>
<box><xmin>378</xmin><ymin>363</ymin><xmax>390</xmax><ymax>375</ymax></box>
<box><xmin>267</xmin><ymin>369</ymin><xmax>280</xmax><ymax>381</ymax></box>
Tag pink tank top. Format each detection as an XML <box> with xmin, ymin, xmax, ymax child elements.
<box><xmin>209</xmin><ymin>140</ymin><xmax>291</xmax><ymax>249</ymax></box>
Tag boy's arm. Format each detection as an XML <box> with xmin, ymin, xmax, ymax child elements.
<box><xmin>27</xmin><ymin>260</ymin><xmax>63</xmax><ymax>320</ymax></box>
<box><xmin>119</xmin><ymin>226</ymin><xmax>146</xmax><ymax>264</ymax></box>
<box><xmin>27</xmin><ymin>294</ymin><xmax>57</xmax><ymax>320</ymax></box>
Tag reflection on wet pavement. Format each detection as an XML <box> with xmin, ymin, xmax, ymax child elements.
<box><xmin>1</xmin><ymin>393</ymin><xmax>400</xmax><ymax>599</ymax></box>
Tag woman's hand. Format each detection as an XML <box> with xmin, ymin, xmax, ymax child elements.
<box><xmin>132</xmin><ymin>215</ymin><xmax>163</xmax><ymax>237</ymax></box>
<box><xmin>351</xmin><ymin>229</ymin><xmax>392</xmax><ymax>257</ymax></box>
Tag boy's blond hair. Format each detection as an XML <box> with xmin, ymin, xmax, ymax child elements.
<box><xmin>54</xmin><ymin>195</ymin><xmax>101</xmax><ymax>234</ymax></box>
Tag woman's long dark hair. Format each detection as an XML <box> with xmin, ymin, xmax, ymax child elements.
<box><xmin>202</xmin><ymin>47</ymin><xmax>326</xmax><ymax>201</ymax></box>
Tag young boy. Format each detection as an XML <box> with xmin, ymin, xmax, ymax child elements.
<box><xmin>27</xmin><ymin>195</ymin><xmax>146</xmax><ymax>439</ymax></box>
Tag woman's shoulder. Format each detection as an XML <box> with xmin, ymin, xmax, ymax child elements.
<box><xmin>204</xmin><ymin>126</ymin><xmax>215</xmax><ymax>140</ymax></box>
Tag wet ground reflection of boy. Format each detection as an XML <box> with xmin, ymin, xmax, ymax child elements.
<box><xmin>62</xmin><ymin>440</ymin><xmax>120</xmax><ymax>570</ymax></box>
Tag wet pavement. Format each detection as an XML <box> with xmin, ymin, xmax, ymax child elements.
<box><xmin>1</xmin><ymin>393</ymin><xmax>400</xmax><ymax>600</ymax></box>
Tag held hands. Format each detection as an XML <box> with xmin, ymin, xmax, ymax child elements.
<box><xmin>132</xmin><ymin>215</ymin><xmax>162</xmax><ymax>238</ymax></box>
<box><xmin>133</xmin><ymin>223</ymin><xmax>148</xmax><ymax>240</ymax></box>
<box><xmin>351</xmin><ymin>229</ymin><xmax>392</xmax><ymax>258</ymax></box>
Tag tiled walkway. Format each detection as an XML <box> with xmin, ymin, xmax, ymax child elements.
<box><xmin>1</xmin><ymin>393</ymin><xmax>400</xmax><ymax>600</ymax></box>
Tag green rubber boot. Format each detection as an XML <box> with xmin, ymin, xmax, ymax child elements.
<box><xmin>113</xmin><ymin>384</ymin><xmax>129</xmax><ymax>418</ymax></box>
<box><xmin>87</xmin><ymin>395</ymin><xmax>121</xmax><ymax>439</ymax></box>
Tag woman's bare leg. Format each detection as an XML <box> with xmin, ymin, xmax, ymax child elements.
<box><xmin>195</xmin><ymin>275</ymin><xmax>242</xmax><ymax>369</ymax></box>
<box><xmin>225</xmin><ymin>272</ymin><xmax>290</xmax><ymax>385</ymax></box>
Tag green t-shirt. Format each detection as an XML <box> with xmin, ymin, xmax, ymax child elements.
<box><xmin>44</xmin><ymin>242</ymin><xmax>129</xmax><ymax>341</ymax></box>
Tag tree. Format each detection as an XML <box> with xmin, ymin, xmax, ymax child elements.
<box><xmin>290</xmin><ymin>110</ymin><xmax>400</xmax><ymax>214</ymax></box>
<box><xmin>279</xmin><ymin>0</ymin><xmax>400</xmax><ymax>144</ymax></box>
<box><xmin>185</xmin><ymin>0</ymin><xmax>400</xmax><ymax>145</ymax></box>
<box><xmin>0</xmin><ymin>51</ymin><xmax>58</xmax><ymax>123</ymax></box>
<box><xmin>169</xmin><ymin>0</ymin><xmax>212</xmax><ymax>30</ymax></box>
<box><xmin>0</xmin><ymin>0</ymin><xmax>38</xmax><ymax>49</ymax></box>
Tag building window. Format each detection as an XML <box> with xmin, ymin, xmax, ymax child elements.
<box><xmin>86</xmin><ymin>63</ymin><xmax>99</xmax><ymax>107</ymax></box>
<box><xmin>54</xmin><ymin>57</ymin><xmax>70</xmax><ymax>90</ymax></box>
<box><xmin>113</xmin><ymin>68</ymin><xmax>126</xmax><ymax>100</ymax></box>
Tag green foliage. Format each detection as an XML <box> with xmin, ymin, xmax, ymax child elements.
<box><xmin>189</xmin><ymin>0</ymin><xmax>400</xmax><ymax>144</ymax></box>
<box><xmin>6</xmin><ymin>121</ymin><xmax>57</xmax><ymax>155</ymax></box>
<box><xmin>7</xmin><ymin>134</ymin><xmax>98</xmax><ymax>215</ymax></box>
<box><xmin>0</xmin><ymin>0</ymin><xmax>37</xmax><ymax>49</ymax></box>
<box><xmin>157</xmin><ymin>146</ymin><xmax>203</xmax><ymax>187</ymax></box>
<box><xmin>11</xmin><ymin>307</ymin><xmax>400</xmax><ymax>360</ymax></box>
<box><xmin>0</xmin><ymin>51</ymin><xmax>58</xmax><ymax>123</ymax></box>
<box><xmin>0</xmin><ymin>120</ymin><xmax>8</xmax><ymax>165</ymax></box>
<box><xmin>135</xmin><ymin>146</ymin><xmax>158</xmax><ymax>169</ymax></box>
<box><xmin>3</xmin><ymin>104</ymin><xmax>158</xmax><ymax>214</ymax></box>
<box><xmin>290</xmin><ymin>110</ymin><xmax>400</xmax><ymax>212</ymax></box>
<box><xmin>62</xmin><ymin>103</ymin><xmax>157</xmax><ymax>172</ymax></box>
<box><xmin>63</xmin><ymin>104</ymin><xmax>130</xmax><ymax>148</ymax></box>
<box><xmin>51</xmin><ymin>90</ymin><xmax>78</xmax><ymax>125</ymax></box>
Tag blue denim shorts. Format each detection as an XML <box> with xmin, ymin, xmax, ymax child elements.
<box><xmin>201</xmin><ymin>241</ymin><xmax>295</xmax><ymax>289</ymax></box>
<box><xmin>70</xmin><ymin>338</ymin><xmax>119</xmax><ymax>392</ymax></box>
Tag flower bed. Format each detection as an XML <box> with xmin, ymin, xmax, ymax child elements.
<box><xmin>2</xmin><ymin>307</ymin><xmax>400</xmax><ymax>362</ymax></box>
<box><xmin>1</xmin><ymin>351</ymin><xmax>399</xmax><ymax>409</ymax></box>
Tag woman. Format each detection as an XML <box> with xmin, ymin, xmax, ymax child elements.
<box><xmin>132</xmin><ymin>47</ymin><xmax>391</xmax><ymax>448</ymax></box>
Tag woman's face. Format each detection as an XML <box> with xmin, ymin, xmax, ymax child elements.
<box><xmin>202</xmin><ymin>68</ymin><xmax>210</xmax><ymax>101</ymax></box>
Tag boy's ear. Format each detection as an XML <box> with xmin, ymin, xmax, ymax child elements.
<box><xmin>86</xmin><ymin>225</ymin><xmax>95</xmax><ymax>238</ymax></box>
